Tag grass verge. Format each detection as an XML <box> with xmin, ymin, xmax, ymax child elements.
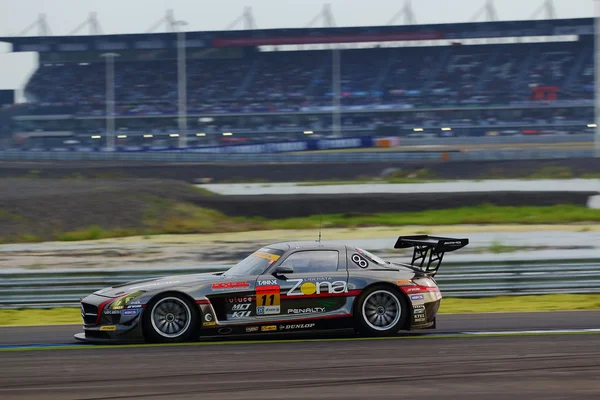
<box><xmin>2</xmin><ymin>294</ymin><xmax>599</xmax><ymax>327</ymax></box>
<box><xmin>3</xmin><ymin>203</ymin><xmax>600</xmax><ymax>244</ymax></box>
<box><xmin>260</xmin><ymin>204</ymin><xmax>600</xmax><ymax>229</ymax></box>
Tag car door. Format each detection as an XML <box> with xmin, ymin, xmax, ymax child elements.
<box><xmin>254</xmin><ymin>249</ymin><xmax>348</xmax><ymax>321</ymax></box>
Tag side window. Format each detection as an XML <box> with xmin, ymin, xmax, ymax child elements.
<box><xmin>280</xmin><ymin>251</ymin><xmax>339</xmax><ymax>273</ymax></box>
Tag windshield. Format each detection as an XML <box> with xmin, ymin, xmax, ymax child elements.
<box><xmin>223</xmin><ymin>248</ymin><xmax>284</xmax><ymax>276</ymax></box>
<box><xmin>356</xmin><ymin>248</ymin><xmax>388</xmax><ymax>265</ymax></box>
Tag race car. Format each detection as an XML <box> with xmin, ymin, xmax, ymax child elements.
<box><xmin>75</xmin><ymin>235</ymin><xmax>468</xmax><ymax>343</ymax></box>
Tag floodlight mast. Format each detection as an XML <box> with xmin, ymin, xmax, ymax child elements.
<box><xmin>16</xmin><ymin>13</ymin><xmax>52</xmax><ymax>36</ymax></box>
<box><xmin>174</xmin><ymin>20</ymin><xmax>188</xmax><ymax>148</ymax></box>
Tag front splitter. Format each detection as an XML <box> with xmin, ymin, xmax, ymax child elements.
<box><xmin>74</xmin><ymin>333</ymin><xmax>145</xmax><ymax>345</ymax></box>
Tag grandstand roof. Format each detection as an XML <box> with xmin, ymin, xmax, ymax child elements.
<box><xmin>0</xmin><ymin>17</ymin><xmax>593</xmax><ymax>53</ymax></box>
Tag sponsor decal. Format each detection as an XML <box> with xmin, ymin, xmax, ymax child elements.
<box><xmin>260</xmin><ymin>325</ymin><xmax>277</xmax><ymax>332</ymax></box>
<box><xmin>253</xmin><ymin>252</ymin><xmax>281</xmax><ymax>262</ymax></box>
<box><xmin>436</xmin><ymin>291</ymin><xmax>442</xmax><ymax>300</ymax></box>
<box><xmin>246</xmin><ymin>326</ymin><xmax>259</xmax><ymax>333</ymax></box>
<box><xmin>256</xmin><ymin>284</ymin><xmax>281</xmax><ymax>315</ymax></box>
<box><xmin>231</xmin><ymin>303</ymin><xmax>253</xmax><ymax>317</ymax></box>
<box><xmin>351</xmin><ymin>254</ymin><xmax>368</xmax><ymax>268</ymax></box>
<box><xmin>232</xmin><ymin>303</ymin><xmax>251</xmax><ymax>311</ymax></box>
<box><xmin>287</xmin><ymin>307</ymin><xmax>325</xmax><ymax>314</ymax></box>
<box><xmin>286</xmin><ymin>279</ymin><xmax>348</xmax><ymax>296</ymax></box>
<box><xmin>204</xmin><ymin>313</ymin><xmax>213</xmax><ymax>322</ymax></box>
<box><xmin>212</xmin><ymin>282</ymin><xmax>250</xmax><ymax>290</ymax></box>
<box><xmin>227</xmin><ymin>296</ymin><xmax>253</xmax><ymax>303</ymax></box>
<box><xmin>100</xmin><ymin>325</ymin><xmax>116</xmax><ymax>331</ymax></box>
<box><xmin>126</xmin><ymin>304</ymin><xmax>143</xmax><ymax>309</ymax></box>
<box><xmin>122</xmin><ymin>309</ymin><xmax>138</xmax><ymax>316</ymax></box>
<box><xmin>256</xmin><ymin>306</ymin><xmax>280</xmax><ymax>315</ymax></box>
<box><xmin>410</xmin><ymin>294</ymin><xmax>425</xmax><ymax>301</ymax></box>
<box><xmin>414</xmin><ymin>315</ymin><xmax>427</xmax><ymax>323</ymax></box>
<box><xmin>203</xmin><ymin>321</ymin><xmax>216</xmax><ymax>327</ymax></box>
<box><xmin>405</xmin><ymin>287</ymin><xmax>424</xmax><ymax>293</ymax></box>
<box><xmin>231</xmin><ymin>310</ymin><xmax>252</xmax><ymax>318</ymax></box>
<box><xmin>279</xmin><ymin>323</ymin><xmax>316</xmax><ymax>330</ymax></box>
<box><xmin>257</xmin><ymin>279</ymin><xmax>278</xmax><ymax>286</ymax></box>
<box><xmin>104</xmin><ymin>309</ymin><xmax>121</xmax><ymax>315</ymax></box>
<box><xmin>413</xmin><ymin>305</ymin><xmax>426</xmax><ymax>314</ymax></box>
<box><xmin>396</xmin><ymin>280</ymin><xmax>411</xmax><ymax>285</ymax></box>
<box><xmin>299</xmin><ymin>277</ymin><xmax>333</xmax><ymax>282</ymax></box>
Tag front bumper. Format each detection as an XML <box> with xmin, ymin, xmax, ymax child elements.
<box><xmin>77</xmin><ymin>293</ymin><xmax>145</xmax><ymax>343</ymax></box>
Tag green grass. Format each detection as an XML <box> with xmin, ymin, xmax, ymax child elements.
<box><xmin>3</xmin><ymin>203</ymin><xmax>600</xmax><ymax>244</ymax></box>
<box><xmin>487</xmin><ymin>240</ymin><xmax>526</xmax><ymax>254</ymax></box>
<box><xmin>2</xmin><ymin>294</ymin><xmax>599</xmax><ymax>327</ymax></box>
<box><xmin>440</xmin><ymin>294</ymin><xmax>600</xmax><ymax>313</ymax></box>
<box><xmin>260</xmin><ymin>204</ymin><xmax>600</xmax><ymax>229</ymax></box>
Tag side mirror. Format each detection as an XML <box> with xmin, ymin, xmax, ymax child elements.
<box><xmin>273</xmin><ymin>265</ymin><xmax>294</xmax><ymax>277</ymax></box>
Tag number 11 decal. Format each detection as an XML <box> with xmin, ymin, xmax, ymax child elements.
<box><xmin>256</xmin><ymin>285</ymin><xmax>281</xmax><ymax>315</ymax></box>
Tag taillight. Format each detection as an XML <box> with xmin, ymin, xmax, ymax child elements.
<box><xmin>412</xmin><ymin>277</ymin><xmax>437</xmax><ymax>288</ymax></box>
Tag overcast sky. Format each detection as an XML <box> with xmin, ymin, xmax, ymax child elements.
<box><xmin>0</xmin><ymin>0</ymin><xmax>595</xmax><ymax>96</ymax></box>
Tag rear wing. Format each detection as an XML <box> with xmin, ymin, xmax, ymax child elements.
<box><xmin>393</xmin><ymin>235</ymin><xmax>469</xmax><ymax>277</ymax></box>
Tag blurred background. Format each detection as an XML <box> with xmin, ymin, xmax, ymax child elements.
<box><xmin>3</xmin><ymin>3</ymin><xmax>600</xmax><ymax>399</ymax></box>
<box><xmin>0</xmin><ymin>0</ymin><xmax>599</xmax><ymax>312</ymax></box>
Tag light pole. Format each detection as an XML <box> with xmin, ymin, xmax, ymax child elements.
<box><xmin>174</xmin><ymin>20</ymin><xmax>188</xmax><ymax>148</ymax></box>
<box><xmin>332</xmin><ymin>46</ymin><xmax>341</xmax><ymax>137</ymax></box>
<box><xmin>100</xmin><ymin>53</ymin><xmax>120</xmax><ymax>151</ymax></box>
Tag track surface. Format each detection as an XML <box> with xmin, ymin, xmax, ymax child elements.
<box><xmin>2</xmin><ymin>311</ymin><xmax>600</xmax><ymax>399</ymax></box>
<box><xmin>2</xmin><ymin>310</ymin><xmax>600</xmax><ymax>346</ymax></box>
<box><xmin>2</xmin><ymin>334</ymin><xmax>600</xmax><ymax>399</ymax></box>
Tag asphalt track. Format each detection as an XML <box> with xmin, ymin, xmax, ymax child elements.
<box><xmin>2</xmin><ymin>311</ymin><xmax>600</xmax><ymax>399</ymax></box>
<box><xmin>1</xmin><ymin>310</ymin><xmax>599</xmax><ymax>346</ymax></box>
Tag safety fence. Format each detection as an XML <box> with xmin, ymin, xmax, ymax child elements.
<box><xmin>1</xmin><ymin>259</ymin><xmax>599</xmax><ymax>308</ymax></box>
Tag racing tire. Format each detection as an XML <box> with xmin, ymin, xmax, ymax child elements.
<box><xmin>354</xmin><ymin>285</ymin><xmax>408</xmax><ymax>337</ymax></box>
<box><xmin>143</xmin><ymin>293</ymin><xmax>200</xmax><ymax>343</ymax></box>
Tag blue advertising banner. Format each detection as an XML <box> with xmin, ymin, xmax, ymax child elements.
<box><xmin>15</xmin><ymin>137</ymin><xmax>375</xmax><ymax>154</ymax></box>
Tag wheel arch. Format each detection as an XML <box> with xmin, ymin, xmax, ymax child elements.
<box><xmin>141</xmin><ymin>290</ymin><xmax>201</xmax><ymax>340</ymax></box>
<box><xmin>352</xmin><ymin>282</ymin><xmax>412</xmax><ymax>330</ymax></box>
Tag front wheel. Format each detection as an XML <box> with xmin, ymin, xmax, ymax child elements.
<box><xmin>143</xmin><ymin>294</ymin><xmax>199</xmax><ymax>343</ymax></box>
<box><xmin>354</xmin><ymin>286</ymin><xmax>408</xmax><ymax>336</ymax></box>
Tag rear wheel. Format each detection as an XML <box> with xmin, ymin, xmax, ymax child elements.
<box><xmin>143</xmin><ymin>294</ymin><xmax>199</xmax><ymax>343</ymax></box>
<box><xmin>354</xmin><ymin>286</ymin><xmax>408</xmax><ymax>336</ymax></box>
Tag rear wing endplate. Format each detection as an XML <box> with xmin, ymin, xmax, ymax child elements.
<box><xmin>394</xmin><ymin>235</ymin><xmax>469</xmax><ymax>277</ymax></box>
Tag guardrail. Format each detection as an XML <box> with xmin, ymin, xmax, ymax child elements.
<box><xmin>0</xmin><ymin>149</ymin><xmax>593</xmax><ymax>163</ymax></box>
<box><xmin>1</xmin><ymin>259</ymin><xmax>599</xmax><ymax>308</ymax></box>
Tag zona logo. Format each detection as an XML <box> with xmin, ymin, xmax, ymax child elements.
<box><xmin>286</xmin><ymin>279</ymin><xmax>348</xmax><ymax>296</ymax></box>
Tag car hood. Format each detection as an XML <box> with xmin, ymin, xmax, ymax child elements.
<box><xmin>93</xmin><ymin>271</ymin><xmax>227</xmax><ymax>298</ymax></box>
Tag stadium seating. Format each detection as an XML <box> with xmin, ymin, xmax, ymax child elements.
<box><xmin>18</xmin><ymin>40</ymin><xmax>593</xmax><ymax>116</ymax></box>
<box><xmin>1</xmin><ymin>38</ymin><xmax>594</xmax><ymax>149</ymax></box>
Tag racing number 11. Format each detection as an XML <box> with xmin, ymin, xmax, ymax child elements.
<box><xmin>259</xmin><ymin>294</ymin><xmax>277</xmax><ymax>306</ymax></box>
<box><xmin>256</xmin><ymin>285</ymin><xmax>280</xmax><ymax>306</ymax></box>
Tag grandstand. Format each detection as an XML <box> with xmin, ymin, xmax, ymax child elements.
<box><xmin>0</xmin><ymin>16</ymin><xmax>597</xmax><ymax>150</ymax></box>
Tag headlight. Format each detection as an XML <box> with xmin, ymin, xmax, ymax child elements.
<box><xmin>108</xmin><ymin>291</ymin><xmax>145</xmax><ymax>310</ymax></box>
